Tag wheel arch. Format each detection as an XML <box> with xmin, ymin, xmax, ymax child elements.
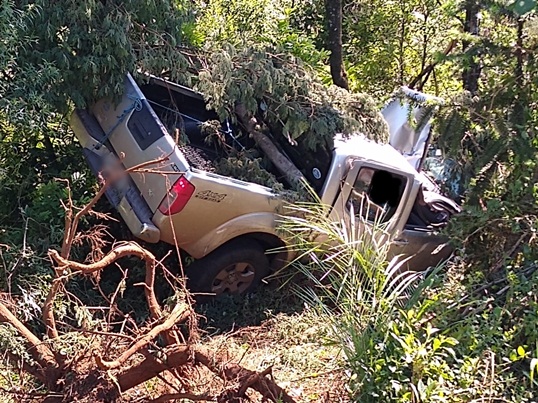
<box><xmin>231</xmin><ymin>232</ymin><xmax>289</xmax><ymax>272</ymax></box>
<box><xmin>182</xmin><ymin>212</ymin><xmax>292</xmax><ymax>271</ymax></box>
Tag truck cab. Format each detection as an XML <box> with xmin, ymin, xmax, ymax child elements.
<box><xmin>323</xmin><ymin>135</ymin><xmax>455</xmax><ymax>271</ymax></box>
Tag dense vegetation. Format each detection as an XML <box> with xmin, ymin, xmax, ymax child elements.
<box><xmin>1</xmin><ymin>0</ymin><xmax>537</xmax><ymax>401</ymax></box>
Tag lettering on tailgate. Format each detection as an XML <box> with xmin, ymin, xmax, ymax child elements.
<box><xmin>195</xmin><ymin>190</ymin><xmax>227</xmax><ymax>203</ymax></box>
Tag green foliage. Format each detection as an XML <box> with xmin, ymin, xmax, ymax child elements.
<box><xmin>2</xmin><ymin>0</ymin><xmax>538</xmax><ymax>399</ymax></box>
<box><xmin>196</xmin><ymin>45</ymin><xmax>389</xmax><ymax>154</ymax></box>
<box><xmin>279</xmin><ymin>201</ymin><xmax>436</xmax><ymax>400</ymax></box>
<box><xmin>0</xmin><ymin>324</ymin><xmax>35</xmax><ymax>365</ymax></box>
<box><xmin>435</xmin><ymin>96</ymin><xmax>538</xmax><ymax>272</ymax></box>
<box><xmin>191</xmin><ymin>0</ymin><xmax>329</xmax><ymax>70</ymax></box>
<box><xmin>342</xmin><ymin>0</ymin><xmax>461</xmax><ymax>97</ymax></box>
<box><xmin>3</xmin><ymin>0</ymin><xmax>192</xmax><ymax>114</ymax></box>
<box><xmin>215</xmin><ymin>154</ymin><xmax>284</xmax><ymax>190</ymax></box>
<box><xmin>512</xmin><ymin>0</ymin><xmax>538</xmax><ymax>15</ymax></box>
<box><xmin>193</xmin><ymin>0</ymin><xmax>291</xmax><ymax>46</ymax></box>
<box><xmin>280</xmin><ymin>198</ymin><xmax>538</xmax><ymax>401</ymax></box>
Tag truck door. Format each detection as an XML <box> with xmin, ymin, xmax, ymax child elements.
<box><xmin>333</xmin><ymin>161</ymin><xmax>452</xmax><ymax>271</ymax></box>
<box><xmin>389</xmin><ymin>191</ymin><xmax>457</xmax><ymax>271</ymax></box>
<box><xmin>331</xmin><ymin>161</ymin><xmax>412</xmax><ymax>239</ymax></box>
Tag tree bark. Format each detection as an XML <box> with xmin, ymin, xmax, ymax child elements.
<box><xmin>325</xmin><ymin>0</ymin><xmax>349</xmax><ymax>90</ymax></box>
<box><xmin>235</xmin><ymin>104</ymin><xmax>306</xmax><ymax>187</ymax></box>
<box><xmin>116</xmin><ymin>345</ymin><xmax>190</xmax><ymax>392</ymax></box>
<box><xmin>462</xmin><ymin>0</ymin><xmax>481</xmax><ymax>94</ymax></box>
<box><xmin>0</xmin><ymin>302</ymin><xmax>61</xmax><ymax>388</ymax></box>
<box><xmin>512</xmin><ymin>18</ymin><xmax>527</xmax><ymax>128</ymax></box>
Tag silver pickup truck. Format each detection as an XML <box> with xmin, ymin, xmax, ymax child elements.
<box><xmin>70</xmin><ymin>75</ymin><xmax>459</xmax><ymax>296</ymax></box>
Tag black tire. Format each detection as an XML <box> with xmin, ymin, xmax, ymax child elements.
<box><xmin>186</xmin><ymin>239</ymin><xmax>270</xmax><ymax>298</ymax></box>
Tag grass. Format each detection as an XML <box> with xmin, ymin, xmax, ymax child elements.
<box><xmin>194</xmin><ymin>281</ymin><xmax>348</xmax><ymax>402</ymax></box>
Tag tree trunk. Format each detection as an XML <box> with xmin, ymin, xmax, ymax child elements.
<box><xmin>462</xmin><ymin>0</ymin><xmax>481</xmax><ymax>94</ymax></box>
<box><xmin>235</xmin><ymin>104</ymin><xmax>306</xmax><ymax>187</ymax></box>
<box><xmin>325</xmin><ymin>0</ymin><xmax>349</xmax><ymax>90</ymax></box>
<box><xmin>512</xmin><ymin>18</ymin><xmax>527</xmax><ymax>128</ymax></box>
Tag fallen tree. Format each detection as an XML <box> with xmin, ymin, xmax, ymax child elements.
<box><xmin>0</xmin><ymin>169</ymin><xmax>298</xmax><ymax>402</ymax></box>
<box><xmin>191</xmin><ymin>46</ymin><xmax>390</xmax><ymax>189</ymax></box>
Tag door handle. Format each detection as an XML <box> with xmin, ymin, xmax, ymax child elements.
<box><xmin>393</xmin><ymin>239</ymin><xmax>409</xmax><ymax>246</ymax></box>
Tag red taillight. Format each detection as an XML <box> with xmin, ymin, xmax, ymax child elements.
<box><xmin>158</xmin><ymin>176</ymin><xmax>195</xmax><ymax>216</ymax></box>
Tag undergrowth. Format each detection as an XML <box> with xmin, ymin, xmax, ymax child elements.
<box><xmin>279</xmin><ymin>196</ymin><xmax>538</xmax><ymax>402</ymax></box>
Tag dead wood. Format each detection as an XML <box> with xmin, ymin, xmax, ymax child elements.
<box><xmin>95</xmin><ymin>302</ymin><xmax>190</xmax><ymax>370</ymax></box>
<box><xmin>115</xmin><ymin>344</ymin><xmax>191</xmax><ymax>393</ymax></box>
<box><xmin>194</xmin><ymin>346</ymin><xmax>297</xmax><ymax>403</ymax></box>
<box><xmin>149</xmin><ymin>392</ymin><xmax>214</xmax><ymax>402</ymax></box>
<box><xmin>49</xmin><ymin>244</ymin><xmax>162</xmax><ymax>319</ymax></box>
<box><xmin>0</xmin><ymin>303</ymin><xmax>61</xmax><ymax>387</ymax></box>
<box><xmin>2</xmin><ymin>156</ymin><xmax>302</xmax><ymax>402</ymax></box>
<box><xmin>235</xmin><ymin>104</ymin><xmax>306</xmax><ymax>187</ymax></box>
<box><xmin>0</xmin><ymin>303</ymin><xmax>57</xmax><ymax>368</ymax></box>
<box><xmin>44</xmin><ymin>154</ymin><xmax>176</xmax><ymax>340</ymax></box>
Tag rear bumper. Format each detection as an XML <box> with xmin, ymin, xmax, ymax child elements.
<box><xmin>71</xmin><ymin>109</ymin><xmax>161</xmax><ymax>243</ymax></box>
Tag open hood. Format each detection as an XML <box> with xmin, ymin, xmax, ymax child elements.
<box><xmin>381</xmin><ymin>87</ymin><xmax>443</xmax><ymax>171</ymax></box>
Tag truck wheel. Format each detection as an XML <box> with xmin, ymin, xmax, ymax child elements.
<box><xmin>186</xmin><ymin>239</ymin><xmax>270</xmax><ymax>297</ymax></box>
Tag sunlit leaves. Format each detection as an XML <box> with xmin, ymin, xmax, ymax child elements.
<box><xmin>195</xmin><ymin>46</ymin><xmax>389</xmax><ymax>155</ymax></box>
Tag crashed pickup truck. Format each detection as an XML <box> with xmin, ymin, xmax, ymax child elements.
<box><xmin>70</xmin><ymin>74</ymin><xmax>459</xmax><ymax>296</ymax></box>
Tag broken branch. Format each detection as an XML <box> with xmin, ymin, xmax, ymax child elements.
<box><xmin>115</xmin><ymin>344</ymin><xmax>191</xmax><ymax>393</ymax></box>
<box><xmin>194</xmin><ymin>345</ymin><xmax>297</xmax><ymax>403</ymax></box>
<box><xmin>49</xmin><ymin>243</ymin><xmax>162</xmax><ymax>319</ymax></box>
<box><xmin>235</xmin><ymin>104</ymin><xmax>306</xmax><ymax>187</ymax></box>
<box><xmin>95</xmin><ymin>302</ymin><xmax>190</xmax><ymax>370</ymax></box>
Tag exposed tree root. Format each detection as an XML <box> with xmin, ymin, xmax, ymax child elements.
<box><xmin>149</xmin><ymin>392</ymin><xmax>215</xmax><ymax>402</ymax></box>
<box><xmin>194</xmin><ymin>346</ymin><xmax>297</xmax><ymax>403</ymax></box>
<box><xmin>116</xmin><ymin>345</ymin><xmax>191</xmax><ymax>393</ymax></box>
<box><xmin>1</xmin><ymin>176</ymin><xmax>298</xmax><ymax>402</ymax></box>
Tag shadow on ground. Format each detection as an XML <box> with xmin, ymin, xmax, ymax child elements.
<box><xmin>194</xmin><ymin>277</ymin><xmax>307</xmax><ymax>335</ymax></box>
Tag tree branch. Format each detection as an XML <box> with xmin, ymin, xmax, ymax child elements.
<box><xmin>0</xmin><ymin>303</ymin><xmax>58</xmax><ymax>369</ymax></box>
<box><xmin>0</xmin><ymin>303</ymin><xmax>60</xmax><ymax>387</ymax></box>
<box><xmin>95</xmin><ymin>302</ymin><xmax>190</xmax><ymax>370</ymax></box>
<box><xmin>235</xmin><ymin>104</ymin><xmax>306</xmax><ymax>187</ymax></box>
<box><xmin>194</xmin><ymin>346</ymin><xmax>297</xmax><ymax>403</ymax></box>
<box><xmin>49</xmin><ymin>243</ymin><xmax>162</xmax><ymax>320</ymax></box>
<box><xmin>408</xmin><ymin>39</ymin><xmax>456</xmax><ymax>89</ymax></box>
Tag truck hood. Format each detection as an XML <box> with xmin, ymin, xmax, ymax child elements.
<box><xmin>381</xmin><ymin>87</ymin><xmax>443</xmax><ymax>171</ymax></box>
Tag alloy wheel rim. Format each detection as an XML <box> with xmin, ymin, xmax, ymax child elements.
<box><xmin>211</xmin><ymin>262</ymin><xmax>255</xmax><ymax>294</ymax></box>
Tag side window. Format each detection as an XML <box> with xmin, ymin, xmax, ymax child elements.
<box><xmin>347</xmin><ymin>167</ymin><xmax>406</xmax><ymax>223</ymax></box>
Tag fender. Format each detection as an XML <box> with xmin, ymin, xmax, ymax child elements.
<box><xmin>182</xmin><ymin>211</ymin><xmax>283</xmax><ymax>259</ymax></box>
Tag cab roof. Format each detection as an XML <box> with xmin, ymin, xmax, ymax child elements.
<box><xmin>334</xmin><ymin>134</ymin><xmax>419</xmax><ymax>177</ymax></box>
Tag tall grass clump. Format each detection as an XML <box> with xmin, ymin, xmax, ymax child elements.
<box><xmin>279</xmin><ymin>199</ymin><xmax>465</xmax><ymax>402</ymax></box>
